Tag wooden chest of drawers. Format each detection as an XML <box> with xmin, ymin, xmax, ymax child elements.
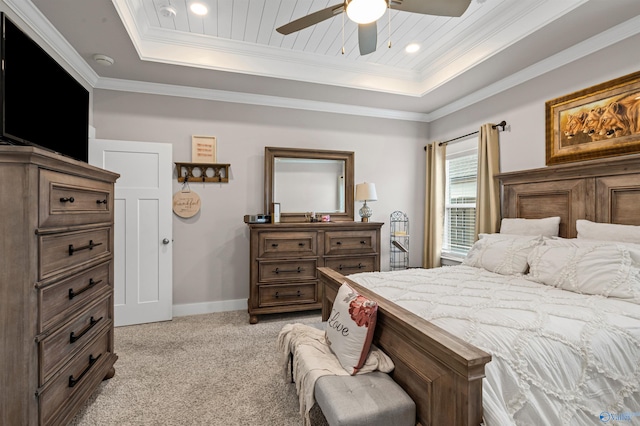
<box><xmin>247</xmin><ymin>221</ymin><xmax>382</xmax><ymax>324</ymax></box>
<box><xmin>0</xmin><ymin>146</ymin><xmax>119</xmax><ymax>426</ymax></box>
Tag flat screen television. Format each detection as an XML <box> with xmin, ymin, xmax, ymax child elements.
<box><xmin>1</xmin><ymin>12</ymin><xmax>89</xmax><ymax>162</ymax></box>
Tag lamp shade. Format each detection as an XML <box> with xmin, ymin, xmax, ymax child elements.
<box><xmin>355</xmin><ymin>182</ymin><xmax>378</xmax><ymax>201</ymax></box>
<box><xmin>346</xmin><ymin>0</ymin><xmax>387</xmax><ymax>24</ymax></box>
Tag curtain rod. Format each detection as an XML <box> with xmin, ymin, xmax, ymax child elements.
<box><xmin>423</xmin><ymin>121</ymin><xmax>507</xmax><ymax>150</ymax></box>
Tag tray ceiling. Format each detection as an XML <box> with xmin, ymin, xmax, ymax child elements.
<box><xmin>13</xmin><ymin>0</ymin><xmax>640</xmax><ymax>120</ymax></box>
<box><xmin>115</xmin><ymin>0</ymin><xmax>588</xmax><ymax>95</ymax></box>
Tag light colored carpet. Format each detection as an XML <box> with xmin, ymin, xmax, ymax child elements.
<box><xmin>69</xmin><ymin>310</ymin><xmax>325</xmax><ymax>426</ymax></box>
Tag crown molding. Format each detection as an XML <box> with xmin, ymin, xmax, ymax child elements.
<box><xmin>93</xmin><ymin>77</ymin><xmax>430</xmax><ymax>122</ymax></box>
<box><xmin>426</xmin><ymin>13</ymin><xmax>640</xmax><ymax>121</ymax></box>
<box><xmin>137</xmin><ymin>27</ymin><xmax>423</xmax><ymax>96</ymax></box>
<box><xmin>416</xmin><ymin>1</ymin><xmax>587</xmax><ymax>97</ymax></box>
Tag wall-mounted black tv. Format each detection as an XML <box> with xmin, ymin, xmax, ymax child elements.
<box><xmin>1</xmin><ymin>12</ymin><xmax>89</xmax><ymax>162</ymax></box>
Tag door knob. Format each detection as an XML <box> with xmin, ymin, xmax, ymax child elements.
<box><xmin>162</xmin><ymin>238</ymin><xmax>170</xmax><ymax>245</ymax></box>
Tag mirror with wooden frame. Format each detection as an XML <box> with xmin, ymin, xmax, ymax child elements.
<box><xmin>264</xmin><ymin>147</ymin><xmax>354</xmax><ymax>222</ymax></box>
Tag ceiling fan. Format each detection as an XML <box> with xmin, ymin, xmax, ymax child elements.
<box><xmin>276</xmin><ymin>0</ymin><xmax>472</xmax><ymax>56</ymax></box>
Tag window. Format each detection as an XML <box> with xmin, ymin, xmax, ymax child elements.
<box><xmin>442</xmin><ymin>147</ymin><xmax>478</xmax><ymax>258</ymax></box>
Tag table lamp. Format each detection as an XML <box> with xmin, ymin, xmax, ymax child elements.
<box><xmin>355</xmin><ymin>182</ymin><xmax>377</xmax><ymax>222</ymax></box>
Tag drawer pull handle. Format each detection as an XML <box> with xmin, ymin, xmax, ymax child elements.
<box><xmin>360</xmin><ymin>240</ymin><xmax>366</xmax><ymax>244</ymax></box>
<box><xmin>339</xmin><ymin>263</ymin><xmax>365</xmax><ymax>271</ymax></box>
<box><xmin>271</xmin><ymin>243</ymin><xmax>279</xmax><ymax>248</ymax></box>
<box><xmin>274</xmin><ymin>267</ymin><xmax>303</xmax><ymax>274</ymax></box>
<box><xmin>60</xmin><ymin>197</ymin><xmax>75</xmax><ymax>203</ymax></box>
<box><xmin>298</xmin><ymin>243</ymin><xmax>305</xmax><ymax>247</ymax></box>
<box><xmin>275</xmin><ymin>290</ymin><xmax>302</xmax><ymax>299</ymax></box>
<box><xmin>69</xmin><ymin>353</ymin><xmax>101</xmax><ymax>388</ymax></box>
<box><xmin>69</xmin><ymin>240</ymin><xmax>102</xmax><ymax>256</ymax></box>
<box><xmin>70</xmin><ymin>316</ymin><xmax>103</xmax><ymax>343</ymax></box>
<box><xmin>96</xmin><ymin>199</ymin><xmax>108</xmax><ymax>205</ymax></box>
<box><xmin>336</xmin><ymin>241</ymin><xmax>342</xmax><ymax>245</ymax></box>
<box><xmin>69</xmin><ymin>278</ymin><xmax>102</xmax><ymax>300</ymax></box>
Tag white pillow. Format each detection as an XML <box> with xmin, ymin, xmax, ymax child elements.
<box><xmin>500</xmin><ymin>216</ymin><xmax>561</xmax><ymax>237</ymax></box>
<box><xmin>576</xmin><ymin>219</ymin><xmax>640</xmax><ymax>244</ymax></box>
<box><xmin>527</xmin><ymin>241</ymin><xmax>640</xmax><ymax>301</ymax></box>
<box><xmin>325</xmin><ymin>283</ymin><xmax>378</xmax><ymax>375</ymax></box>
<box><xmin>462</xmin><ymin>234</ymin><xmax>543</xmax><ymax>275</ymax></box>
<box><xmin>546</xmin><ymin>237</ymin><xmax>640</xmax><ymax>250</ymax></box>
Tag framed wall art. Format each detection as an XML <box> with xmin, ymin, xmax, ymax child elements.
<box><xmin>191</xmin><ymin>135</ymin><xmax>216</xmax><ymax>163</ymax></box>
<box><xmin>545</xmin><ymin>70</ymin><xmax>640</xmax><ymax>165</ymax></box>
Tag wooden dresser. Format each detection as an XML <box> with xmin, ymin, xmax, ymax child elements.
<box><xmin>247</xmin><ymin>221</ymin><xmax>383</xmax><ymax>324</ymax></box>
<box><xmin>0</xmin><ymin>146</ymin><xmax>119</xmax><ymax>425</ymax></box>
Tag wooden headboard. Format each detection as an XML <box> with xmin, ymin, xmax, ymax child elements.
<box><xmin>498</xmin><ymin>154</ymin><xmax>640</xmax><ymax>238</ymax></box>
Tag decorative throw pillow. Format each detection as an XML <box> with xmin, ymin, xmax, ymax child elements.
<box><xmin>577</xmin><ymin>219</ymin><xmax>640</xmax><ymax>244</ymax></box>
<box><xmin>527</xmin><ymin>241</ymin><xmax>640</xmax><ymax>301</ymax></box>
<box><xmin>500</xmin><ymin>216</ymin><xmax>561</xmax><ymax>237</ymax></box>
<box><xmin>462</xmin><ymin>233</ymin><xmax>543</xmax><ymax>275</ymax></box>
<box><xmin>325</xmin><ymin>283</ymin><xmax>378</xmax><ymax>375</ymax></box>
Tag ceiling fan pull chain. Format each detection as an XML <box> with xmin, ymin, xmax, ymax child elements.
<box><xmin>388</xmin><ymin>2</ymin><xmax>392</xmax><ymax>49</ymax></box>
<box><xmin>342</xmin><ymin>13</ymin><xmax>345</xmax><ymax>55</ymax></box>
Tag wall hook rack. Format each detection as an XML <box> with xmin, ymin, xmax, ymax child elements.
<box><xmin>175</xmin><ymin>162</ymin><xmax>230</xmax><ymax>183</ymax></box>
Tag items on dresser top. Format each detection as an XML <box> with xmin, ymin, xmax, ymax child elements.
<box><xmin>244</xmin><ymin>214</ymin><xmax>271</xmax><ymax>223</ymax></box>
<box><xmin>0</xmin><ymin>146</ymin><xmax>119</xmax><ymax>426</ymax></box>
<box><xmin>246</xmin><ymin>221</ymin><xmax>383</xmax><ymax>324</ymax></box>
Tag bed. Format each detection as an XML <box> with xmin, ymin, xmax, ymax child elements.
<box><xmin>318</xmin><ymin>154</ymin><xmax>640</xmax><ymax>426</ymax></box>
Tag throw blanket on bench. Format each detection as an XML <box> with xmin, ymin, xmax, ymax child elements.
<box><xmin>277</xmin><ymin>323</ymin><xmax>395</xmax><ymax>425</ymax></box>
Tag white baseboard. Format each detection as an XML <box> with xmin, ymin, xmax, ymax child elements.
<box><xmin>172</xmin><ymin>299</ymin><xmax>247</xmax><ymax>317</ymax></box>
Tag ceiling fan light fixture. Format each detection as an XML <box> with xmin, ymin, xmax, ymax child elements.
<box><xmin>346</xmin><ymin>0</ymin><xmax>387</xmax><ymax>24</ymax></box>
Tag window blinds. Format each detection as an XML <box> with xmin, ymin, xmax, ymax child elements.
<box><xmin>443</xmin><ymin>152</ymin><xmax>478</xmax><ymax>256</ymax></box>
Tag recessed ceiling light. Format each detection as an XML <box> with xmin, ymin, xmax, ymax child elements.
<box><xmin>190</xmin><ymin>2</ymin><xmax>208</xmax><ymax>16</ymax></box>
<box><xmin>405</xmin><ymin>43</ymin><xmax>420</xmax><ymax>54</ymax></box>
<box><xmin>93</xmin><ymin>54</ymin><xmax>114</xmax><ymax>66</ymax></box>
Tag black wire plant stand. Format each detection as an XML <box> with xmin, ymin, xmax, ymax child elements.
<box><xmin>390</xmin><ymin>211</ymin><xmax>409</xmax><ymax>270</ymax></box>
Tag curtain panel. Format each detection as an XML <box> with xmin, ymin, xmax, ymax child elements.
<box><xmin>475</xmin><ymin>123</ymin><xmax>501</xmax><ymax>237</ymax></box>
<box><xmin>423</xmin><ymin>142</ymin><xmax>446</xmax><ymax>269</ymax></box>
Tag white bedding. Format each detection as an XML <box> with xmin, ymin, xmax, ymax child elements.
<box><xmin>348</xmin><ymin>265</ymin><xmax>640</xmax><ymax>425</ymax></box>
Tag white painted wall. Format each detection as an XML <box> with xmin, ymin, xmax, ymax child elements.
<box><xmin>92</xmin><ymin>93</ymin><xmax>428</xmax><ymax>312</ymax></box>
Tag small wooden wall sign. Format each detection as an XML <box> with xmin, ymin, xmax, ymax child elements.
<box><xmin>173</xmin><ymin>190</ymin><xmax>201</xmax><ymax>218</ymax></box>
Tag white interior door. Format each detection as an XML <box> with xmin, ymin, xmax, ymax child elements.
<box><xmin>89</xmin><ymin>139</ymin><xmax>173</xmax><ymax>326</ymax></box>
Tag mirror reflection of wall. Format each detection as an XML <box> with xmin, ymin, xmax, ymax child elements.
<box><xmin>265</xmin><ymin>147</ymin><xmax>354</xmax><ymax>222</ymax></box>
<box><xmin>273</xmin><ymin>158</ymin><xmax>345</xmax><ymax>213</ymax></box>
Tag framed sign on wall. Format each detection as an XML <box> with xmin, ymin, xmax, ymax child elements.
<box><xmin>192</xmin><ymin>135</ymin><xmax>216</xmax><ymax>163</ymax></box>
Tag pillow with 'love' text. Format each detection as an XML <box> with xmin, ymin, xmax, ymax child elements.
<box><xmin>325</xmin><ymin>283</ymin><xmax>378</xmax><ymax>375</ymax></box>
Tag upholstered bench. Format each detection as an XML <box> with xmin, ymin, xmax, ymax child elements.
<box><xmin>297</xmin><ymin>322</ymin><xmax>415</xmax><ymax>426</ymax></box>
<box><xmin>314</xmin><ymin>371</ymin><xmax>416</xmax><ymax>426</ymax></box>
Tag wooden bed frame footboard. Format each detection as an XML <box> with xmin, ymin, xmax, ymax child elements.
<box><xmin>318</xmin><ymin>267</ymin><xmax>492</xmax><ymax>426</ymax></box>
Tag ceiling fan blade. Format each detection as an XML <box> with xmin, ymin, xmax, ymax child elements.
<box><xmin>276</xmin><ymin>3</ymin><xmax>345</xmax><ymax>35</ymax></box>
<box><xmin>390</xmin><ymin>0</ymin><xmax>472</xmax><ymax>17</ymax></box>
<box><xmin>358</xmin><ymin>22</ymin><xmax>377</xmax><ymax>56</ymax></box>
